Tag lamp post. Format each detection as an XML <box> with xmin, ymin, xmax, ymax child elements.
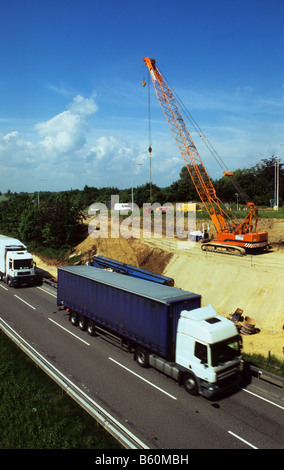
<box><xmin>274</xmin><ymin>159</ymin><xmax>280</xmax><ymax>211</ymax></box>
<box><xmin>274</xmin><ymin>146</ymin><xmax>284</xmax><ymax>211</ymax></box>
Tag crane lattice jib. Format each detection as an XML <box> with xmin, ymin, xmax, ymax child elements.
<box><xmin>143</xmin><ymin>57</ymin><xmax>232</xmax><ymax>234</ymax></box>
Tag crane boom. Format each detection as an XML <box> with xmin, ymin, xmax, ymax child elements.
<box><xmin>143</xmin><ymin>57</ymin><xmax>268</xmax><ymax>255</ymax></box>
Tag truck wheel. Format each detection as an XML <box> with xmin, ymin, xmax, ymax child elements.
<box><xmin>78</xmin><ymin>316</ymin><xmax>87</xmax><ymax>331</ymax></box>
<box><xmin>87</xmin><ymin>320</ymin><xmax>96</xmax><ymax>336</ymax></box>
<box><xmin>135</xmin><ymin>347</ymin><xmax>149</xmax><ymax>368</ymax></box>
<box><xmin>183</xmin><ymin>373</ymin><xmax>198</xmax><ymax>395</ymax></box>
<box><xmin>70</xmin><ymin>312</ymin><xmax>78</xmax><ymax>326</ymax></box>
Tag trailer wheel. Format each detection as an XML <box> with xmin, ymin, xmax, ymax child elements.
<box><xmin>70</xmin><ymin>312</ymin><xmax>78</xmax><ymax>326</ymax></box>
<box><xmin>87</xmin><ymin>320</ymin><xmax>96</xmax><ymax>336</ymax></box>
<box><xmin>78</xmin><ymin>316</ymin><xmax>87</xmax><ymax>331</ymax></box>
<box><xmin>135</xmin><ymin>347</ymin><xmax>149</xmax><ymax>368</ymax></box>
<box><xmin>183</xmin><ymin>372</ymin><xmax>198</xmax><ymax>395</ymax></box>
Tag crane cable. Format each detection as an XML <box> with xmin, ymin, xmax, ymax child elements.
<box><xmin>148</xmin><ymin>70</ymin><xmax>153</xmax><ymax>203</ymax></box>
<box><xmin>147</xmin><ymin>68</ymin><xmax>152</xmax><ymax>155</ymax></box>
<box><xmin>142</xmin><ymin>69</ymin><xmax>153</xmax><ymax>202</ymax></box>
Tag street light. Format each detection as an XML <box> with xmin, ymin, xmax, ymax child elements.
<box><xmin>274</xmin><ymin>159</ymin><xmax>280</xmax><ymax>211</ymax></box>
<box><xmin>274</xmin><ymin>146</ymin><xmax>284</xmax><ymax>211</ymax></box>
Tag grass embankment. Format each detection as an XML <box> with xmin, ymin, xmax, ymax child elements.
<box><xmin>28</xmin><ymin>241</ymin><xmax>84</xmax><ymax>266</ymax></box>
<box><xmin>0</xmin><ymin>332</ymin><xmax>123</xmax><ymax>449</ymax></box>
<box><xmin>242</xmin><ymin>352</ymin><xmax>284</xmax><ymax>378</ymax></box>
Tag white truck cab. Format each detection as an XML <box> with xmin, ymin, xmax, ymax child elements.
<box><xmin>0</xmin><ymin>236</ymin><xmax>36</xmax><ymax>287</ymax></box>
<box><xmin>176</xmin><ymin>305</ymin><xmax>242</xmax><ymax>397</ymax></box>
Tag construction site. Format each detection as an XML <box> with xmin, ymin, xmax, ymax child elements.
<box><xmin>34</xmin><ymin>57</ymin><xmax>283</xmax><ymax>364</ymax></box>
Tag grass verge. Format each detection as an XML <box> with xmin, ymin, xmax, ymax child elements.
<box><xmin>0</xmin><ymin>331</ymin><xmax>123</xmax><ymax>449</ymax></box>
<box><xmin>242</xmin><ymin>352</ymin><xmax>284</xmax><ymax>378</ymax></box>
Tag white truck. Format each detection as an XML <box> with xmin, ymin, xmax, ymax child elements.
<box><xmin>0</xmin><ymin>235</ymin><xmax>36</xmax><ymax>287</ymax></box>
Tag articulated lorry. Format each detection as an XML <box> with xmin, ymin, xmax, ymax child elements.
<box><xmin>57</xmin><ymin>265</ymin><xmax>242</xmax><ymax>398</ymax></box>
<box><xmin>0</xmin><ymin>235</ymin><xmax>36</xmax><ymax>287</ymax></box>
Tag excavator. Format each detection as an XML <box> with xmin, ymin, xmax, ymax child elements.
<box><xmin>143</xmin><ymin>57</ymin><xmax>268</xmax><ymax>256</ymax></box>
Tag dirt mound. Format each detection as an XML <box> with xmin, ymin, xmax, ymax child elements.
<box><xmin>33</xmin><ymin>254</ymin><xmax>59</xmax><ymax>281</ymax></box>
<box><xmin>128</xmin><ymin>239</ymin><xmax>173</xmax><ymax>274</ymax></box>
<box><xmin>73</xmin><ymin>235</ymin><xmax>173</xmax><ymax>276</ymax></box>
<box><xmin>75</xmin><ymin>236</ymin><xmax>139</xmax><ymax>266</ymax></box>
<box><xmin>257</xmin><ymin>218</ymin><xmax>284</xmax><ymax>249</ymax></box>
<box><xmin>33</xmin><ymin>235</ymin><xmax>173</xmax><ymax>281</ymax></box>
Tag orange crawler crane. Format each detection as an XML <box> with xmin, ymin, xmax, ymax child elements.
<box><xmin>143</xmin><ymin>57</ymin><xmax>268</xmax><ymax>256</ymax></box>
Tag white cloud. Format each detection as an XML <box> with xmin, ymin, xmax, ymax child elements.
<box><xmin>0</xmin><ymin>87</ymin><xmax>283</xmax><ymax>194</ymax></box>
<box><xmin>35</xmin><ymin>94</ymin><xmax>98</xmax><ymax>155</ymax></box>
<box><xmin>36</xmin><ymin>111</ymin><xmax>85</xmax><ymax>153</ymax></box>
<box><xmin>88</xmin><ymin>136</ymin><xmax>137</xmax><ymax>164</ymax></box>
<box><xmin>0</xmin><ymin>94</ymin><xmax>150</xmax><ymax>192</ymax></box>
<box><xmin>0</xmin><ymin>94</ymin><xmax>100</xmax><ymax>191</ymax></box>
<box><xmin>0</xmin><ymin>131</ymin><xmax>35</xmax><ymax>168</ymax></box>
<box><xmin>84</xmin><ymin>135</ymin><xmax>148</xmax><ymax>187</ymax></box>
<box><xmin>69</xmin><ymin>94</ymin><xmax>98</xmax><ymax>116</ymax></box>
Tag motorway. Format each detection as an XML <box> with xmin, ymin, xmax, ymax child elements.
<box><xmin>0</xmin><ymin>281</ymin><xmax>283</xmax><ymax>450</ymax></box>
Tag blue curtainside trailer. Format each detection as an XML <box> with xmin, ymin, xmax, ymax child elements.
<box><xmin>57</xmin><ymin>265</ymin><xmax>201</xmax><ymax>361</ymax></box>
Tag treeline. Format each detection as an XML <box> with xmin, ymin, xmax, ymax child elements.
<box><xmin>0</xmin><ymin>156</ymin><xmax>282</xmax><ymax>250</ymax></box>
<box><xmin>0</xmin><ymin>192</ymin><xmax>86</xmax><ymax>250</ymax></box>
<box><xmin>161</xmin><ymin>156</ymin><xmax>283</xmax><ymax>207</ymax></box>
<box><xmin>58</xmin><ymin>155</ymin><xmax>283</xmax><ymax>208</ymax></box>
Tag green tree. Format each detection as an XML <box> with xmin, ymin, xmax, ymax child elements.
<box><xmin>253</xmin><ymin>156</ymin><xmax>283</xmax><ymax>205</ymax></box>
<box><xmin>0</xmin><ymin>194</ymin><xmax>33</xmax><ymax>237</ymax></box>
<box><xmin>95</xmin><ymin>186</ymin><xmax>120</xmax><ymax>204</ymax></box>
<box><xmin>80</xmin><ymin>185</ymin><xmax>100</xmax><ymax>208</ymax></box>
<box><xmin>133</xmin><ymin>182</ymin><xmax>163</xmax><ymax>206</ymax></box>
<box><xmin>213</xmin><ymin>156</ymin><xmax>284</xmax><ymax>206</ymax></box>
<box><xmin>162</xmin><ymin>166</ymin><xmax>199</xmax><ymax>203</ymax></box>
<box><xmin>19</xmin><ymin>204</ymin><xmax>41</xmax><ymax>243</ymax></box>
<box><xmin>39</xmin><ymin>193</ymin><xmax>85</xmax><ymax>248</ymax></box>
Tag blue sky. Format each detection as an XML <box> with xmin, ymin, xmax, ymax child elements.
<box><xmin>0</xmin><ymin>0</ymin><xmax>283</xmax><ymax>193</ymax></box>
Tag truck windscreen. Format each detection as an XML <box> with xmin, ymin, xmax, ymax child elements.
<box><xmin>210</xmin><ymin>336</ymin><xmax>241</xmax><ymax>367</ymax></box>
<box><xmin>14</xmin><ymin>259</ymin><xmax>33</xmax><ymax>269</ymax></box>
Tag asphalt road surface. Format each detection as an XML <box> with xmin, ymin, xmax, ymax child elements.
<box><xmin>0</xmin><ymin>282</ymin><xmax>283</xmax><ymax>449</ymax></box>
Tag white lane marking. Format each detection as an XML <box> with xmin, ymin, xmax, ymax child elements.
<box><xmin>0</xmin><ymin>317</ymin><xmax>148</xmax><ymax>449</ymax></box>
<box><xmin>240</xmin><ymin>387</ymin><xmax>284</xmax><ymax>411</ymax></box>
<box><xmin>228</xmin><ymin>430</ymin><xmax>258</xmax><ymax>449</ymax></box>
<box><xmin>0</xmin><ymin>284</ymin><xmax>8</xmax><ymax>291</ymax></box>
<box><xmin>109</xmin><ymin>357</ymin><xmax>177</xmax><ymax>400</ymax></box>
<box><xmin>14</xmin><ymin>295</ymin><xmax>36</xmax><ymax>310</ymax></box>
<box><xmin>37</xmin><ymin>286</ymin><xmax>57</xmax><ymax>298</ymax></box>
<box><xmin>48</xmin><ymin>318</ymin><xmax>90</xmax><ymax>346</ymax></box>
